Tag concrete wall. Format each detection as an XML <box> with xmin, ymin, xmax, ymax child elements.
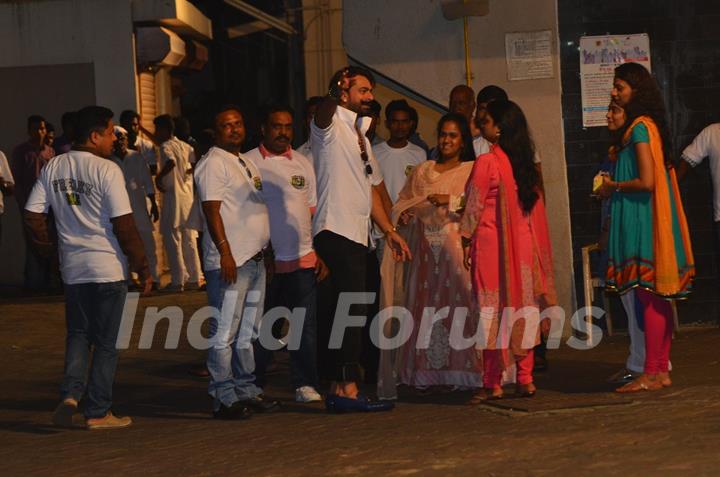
<box><xmin>343</xmin><ymin>0</ymin><xmax>576</xmax><ymax>318</ymax></box>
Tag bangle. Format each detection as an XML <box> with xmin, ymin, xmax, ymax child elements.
<box><xmin>615</xmin><ymin>182</ymin><xmax>622</xmax><ymax>193</ymax></box>
<box><xmin>384</xmin><ymin>226</ymin><xmax>397</xmax><ymax>236</ymax></box>
<box><xmin>216</xmin><ymin>239</ymin><xmax>227</xmax><ymax>248</ymax></box>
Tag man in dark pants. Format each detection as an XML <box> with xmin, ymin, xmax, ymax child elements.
<box><xmin>246</xmin><ymin>105</ymin><xmax>328</xmax><ymax>403</ymax></box>
<box><xmin>25</xmin><ymin>106</ymin><xmax>152</xmax><ymax>429</ymax></box>
<box><xmin>311</xmin><ymin>66</ymin><xmax>412</xmax><ymax>412</ymax></box>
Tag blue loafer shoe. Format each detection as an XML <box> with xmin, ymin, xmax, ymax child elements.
<box><xmin>325</xmin><ymin>394</ymin><xmax>395</xmax><ymax>413</ymax></box>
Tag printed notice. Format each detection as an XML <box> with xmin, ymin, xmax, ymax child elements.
<box><xmin>505</xmin><ymin>30</ymin><xmax>554</xmax><ymax>81</ymax></box>
<box><xmin>580</xmin><ymin>34</ymin><xmax>651</xmax><ymax>127</ymax></box>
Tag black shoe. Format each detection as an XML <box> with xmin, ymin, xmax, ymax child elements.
<box><xmin>325</xmin><ymin>394</ymin><xmax>395</xmax><ymax>413</ymax></box>
<box><xmin>213</xmin><ymin>401</ymin><xmax>252</xmax><ymax>420</ymax></box>
<box><xmin>238</xmin><ymin>395</ymin><xmax>280</xmax><ymax>413</ymax></box>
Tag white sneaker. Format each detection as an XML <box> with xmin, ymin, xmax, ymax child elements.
<box><xmin>295</xmin><ymin>386</ymin><xmax>322</xmax><ymax>403</ymax></box>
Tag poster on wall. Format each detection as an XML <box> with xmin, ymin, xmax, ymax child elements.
<box><xmin>579</xmin><ymin>34</ymin><xmax>651</xmax><ymax>127</ymax></box>
<box><xmin>505</xmin><ymin>30</ymin><xmax>554</xmax><ymax>81</ymax></box>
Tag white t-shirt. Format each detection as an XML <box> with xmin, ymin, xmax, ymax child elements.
<box><xmin>310</xmin><ymin>106</ymin><xmax>383</xmax><ymax>246</ymax></box>
<box><xmin>245</xmin><ymin>147</ymin><xmax>317</xmax><ymax>261</ymax></box>
<box><xmin>159</xmin><ymin>136</ymin><xmax>195</xmax><ymax>230</ymax></box>
<box><xmin>25</xmin><ymin>151</ymin><xmax>132</xmax><ymax>284</ymax></box>
<box><xmin>134</xmin><ymin>135</ymin><xmax>157</xmax><ymax>166</ymax></box>
<box><xmin>112</xmin><ymin>150</ymin><xmax>155</xmax><ymax>231</ymax></box>
<box><xmin>682</xmin><ymin>123</ymin><xmax>720</xmax><ymax>221</ymax></box>
<box><xmin>297</xmin><ymin>140</ymin><xmax>312</xmax><ymax>161</ymax></box>
<box><xmin>372</xmin><ymin>141</ymin><xmax>427</xmax><ymax>203</ymax></box>
<box><xmin>473</xmin><ymin>135</ymin><xmax>491</xmax><ymax>157</ymax></box>
<box><xmin>0</xmin><ymin>151</ymin><xmax>15</xmax><ymax>214</ymax></box>
<box><xmin>194</xmin><ymin>146</ymin><xmax>270</xmax><ymax>271</ymax></box>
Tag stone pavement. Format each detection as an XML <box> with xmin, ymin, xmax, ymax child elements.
<box><xmin>1</xmin><ymin>291</ymin><xmax>720</xmax><ymax>476</ymax></box>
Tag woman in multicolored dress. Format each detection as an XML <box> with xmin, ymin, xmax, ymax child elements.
<box><xmin>599</xmin><ymin>62</ymin><xmax>694</xmax><ymax>392</ymax></box>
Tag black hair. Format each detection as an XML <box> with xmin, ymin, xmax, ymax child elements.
<box><xmin>305</xmin><ymin>96</ymin><xmax>324</xmax><ymax>113</ymax></box>
<box><xmin>153</xmin><ymin>114</ymin><xmax>174</xmax><ymax>134</ymax></box>
<box><xmin>385</xmin><ymin>99</ymin><xmax>416</xmax><ymax>122</ymax></box>
<box><xmin>477</xmin><ymin>85</ymin><xmax>508</xmax><ymax>105</ymax></box>
<box><xmin>212</xmin><ymin>104</ymin><xmax>244</xmax><ymax>131</ymax></box>
<box><xmin>173</xmin><ymin>116</ymin><xmax>192</xmax><ymax>141</ymax></box>
<box><xmin>614</xmin><ymin>62</ymin><xmax>673</xmax><ymax>166</ymax></box>
<box><xmin>368</xmin><ymin>100</ymin><xmax>381</xmax><ymax>117</ymax></box>
<box><xmin>486</xmin><ymin>100</ymin><xmax>540</xmax><ymax>213</ymax></box>
<box><xmin>27</xmin><ymin>115</ymin><xmax>45</xmax><ymax>130</ymax></box>
<box><xmin>436</xmin><ymin>112</ymin><xmax>476</xmax><ymax>163</ymax></box>
<box><xmin>328</xmin><ymin>66</ymin><xmax>376</xmax><ymax>91</ymax></box>
<box><xmin>119</xmin><ymin>110</ymin><xmax>139</xmax><ymax>126</ymax></box>
<box><xmin>75</xmin><ymin>106</ymin><xmax>114</xmax><ymax>144</ymax></box>
<box><xmin>61</xmin><ymin>111</ymin><xmax>78</xmax><ymax>131</ymax></box>
<box><xmin>46</xmin><ymin>122</ymin><xmax>55</xmax><ymax>133</ymax></box>
<box><xmin>261</xmin><ymin>104</ymin><xmax>295</xmax><ymax>125</ymax></box>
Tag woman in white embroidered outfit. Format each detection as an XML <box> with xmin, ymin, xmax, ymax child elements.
<box><xmin>378</xmin><ymin>113</ymin><xmax>481</xmax><ymax>398</ymax></box>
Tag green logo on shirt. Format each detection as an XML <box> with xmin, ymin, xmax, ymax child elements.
<box><xmin>291</xmin><ymin>175</ymin><xmax>306</xmax><ymax>189</ymax></box>
<box><xmin>65</xmin><ymin>192</ymin><xmax>81</xmax><ymax>206</ymax></box>
<box><xmin>253</xmin><ymin>176</ymin><xmax>263</xmax><ymax>191</ymax></box>
<box><xmin>405</xmin><ymin>165</ymin><xmax>415</xmax><ymax>177</ymax></box>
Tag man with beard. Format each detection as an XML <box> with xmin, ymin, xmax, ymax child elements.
<box><xmin>312</xmin><ymin>66</ymin><xmax>411</xmax><ymax>412</ymax></box>
<box><xmin>194</xmin><ymin>105</ymin><xmax>279</xmax><ymax>419</ymax></box>
<box><xmin>246</xmin><ymin>105</ymin><xmax>328</xmax><ymax>403</ymax></box>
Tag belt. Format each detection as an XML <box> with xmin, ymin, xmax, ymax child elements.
<box><xmin>249</xmin><ymin>250</ymin><xmax>264</xmax><ymax>262</ymax></box>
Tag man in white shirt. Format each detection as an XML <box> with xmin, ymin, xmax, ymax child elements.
<box><xmin>111</xmin><ymin>126</ymin><xmax>160</xmax><ymax>288</ymax></box>
<box><xmin>154</xmin><ymin>114</ymin><xmax>202</xmax><ymax>292</ymax></box>
<box><xmin>0</xmin><ymin>150</ymin><xmax>15</xmax><ymax>244</ymax></box>
<box><xmin>473</xmin><ymin>85</ymin><xmax>509</xmax><ymax>157</ymax></box>
<box><xmin>246</xmin><ymin>105</ymin><xmax>328</xmax><ymax>403</ymax></box>
<box><xmin>372</xmin><ymin>100</ymin><xmax>426</xmax><ymax>260</ymax></box>
<box><xmin>24</xmin><ymin>106</ymin><xmax>151</xmax><ymax>430</ymax></box>
<box><xmin>312</xmin><ymin>66</ymin><xmax>411</xmax><ymax>412</ymax></box>
<box><xmin>297</xmin><ymin>96</ymin><xmax>324</xmax><ymax>161</ymax></box>
<box><xmin>120</xmin><ymin>110</ymin><xmax>158</xmax><ymax>172</ymax></box>
<box><xmin>679</xmin><ymin>122</ymin><xmax>720</xmax><ymax>260</ymax></box>
<box><xmin>194</xmin><ymin>105</ymin><xmax>279</xmax><ymax>419</ymax></box>
<box><xmin>373</xmin><ymin>100</ymin><xmax>427</xmax><ymax>203</ymax></box>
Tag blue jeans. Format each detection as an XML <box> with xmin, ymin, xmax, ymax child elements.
<box><xmin>255</xmin><ymin>267</ymin><xmax>319</xmax><ymax>389</ymax></box>
<box><xmin>62</xmin><ymin>281</ymin><xmax>128</xmax><ymax>419</ymax></box>
<box><xmin>205</xmin><ymin>259</ymin><xmax>265</xmax><ymax>410</ymax></box>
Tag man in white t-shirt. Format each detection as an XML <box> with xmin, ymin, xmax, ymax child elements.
<box><xmin>194</xmin><ymin>105</ymin><xmax>279</xmax><ymax>419</ymax></box>
<box><xmin>24</xmin><ymin>106</ymin><xmax>151</xmax><ymax>430</ymax></box>
<box><xmin>0</xmin><ymin>150</ymin><xmax>15</xmax><ymax>244</ymax></box>
<box><xmin>372</xmin><ymin>100</ymin><xmax>426</xmax><ymax>260</ymax></box>
<box><xmin>312</xmin><ymin>66</ymin><xmax>411</xmax><ymax>413</ymax></box>
<box><xmin>679</xmin><ymin>122</ymin><xmax>720</xmax><ymax>254</ymax></box>
<box><xmin>154</xmin><ymin>114</ymin><xmax>202</xmax><ymax>292</ymax></box>
<box><xmin>120</xmin><ymin>110</ymin><xmax>158</xmax><ymax>172</ymax></box>
<box><xmin>246</xmin><ymin>105</ymin><xmax>328</xmax><ymax>403</ymax></box>
<box><xmin>111</xmin><ymin>126</ymin><xmax>160</xmax><ymax>288</ymax></box>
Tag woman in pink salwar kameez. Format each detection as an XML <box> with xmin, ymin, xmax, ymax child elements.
<box><xmin>377</xmin><ymin>113</ymin><xmax>481</xmax><ymax>399</ymax></box>
<box><xmin>460</xmin><ymin>100</ymin><xmax>557</xmax><ymax>402</ymax></box>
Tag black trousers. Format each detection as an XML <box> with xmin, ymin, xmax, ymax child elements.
<box><xmin>313</xmin><ymin>230</ymin><xmax>368</xmax><ymax>383</ymax></box>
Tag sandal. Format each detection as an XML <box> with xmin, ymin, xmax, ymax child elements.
<box><xmin>467</xmin><ymin>387</ymin><xmax>503</xmax><ymax>405</ymax></box>
<box><xmin>657</xmin><ymin>372</ymin><xmax>672</xmax><ymax>388</ymax></box>
<box><xmin>515</xmin><ymin>383</ymin><xmax>537</xmax><ymax>398</ymax></box>
<box><xmin>615</xmin><ymin>374</ymin><xmax>663</xmax><ymax>393</ymax></box>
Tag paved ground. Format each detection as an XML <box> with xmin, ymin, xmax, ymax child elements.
<box><xmin>1</xmin><ymin>291</ymin><xmax>720</xmax><ymax>476</ymax></box>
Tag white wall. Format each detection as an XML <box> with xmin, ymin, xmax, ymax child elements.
<box><xmin>0</xmin><ymin>0</ymin><xmax>138</xmax><ymax>123</ymax></box>
<box><xmin>344</xmin><ymin>0</ymin><xmax>576</xmax><ymax>318</ymax></box>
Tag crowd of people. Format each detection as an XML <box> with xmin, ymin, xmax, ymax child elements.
<box><xmin>1</xmin><ymin>61</ymin><xmax>710</xmax><ymax>429</ymax></box>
